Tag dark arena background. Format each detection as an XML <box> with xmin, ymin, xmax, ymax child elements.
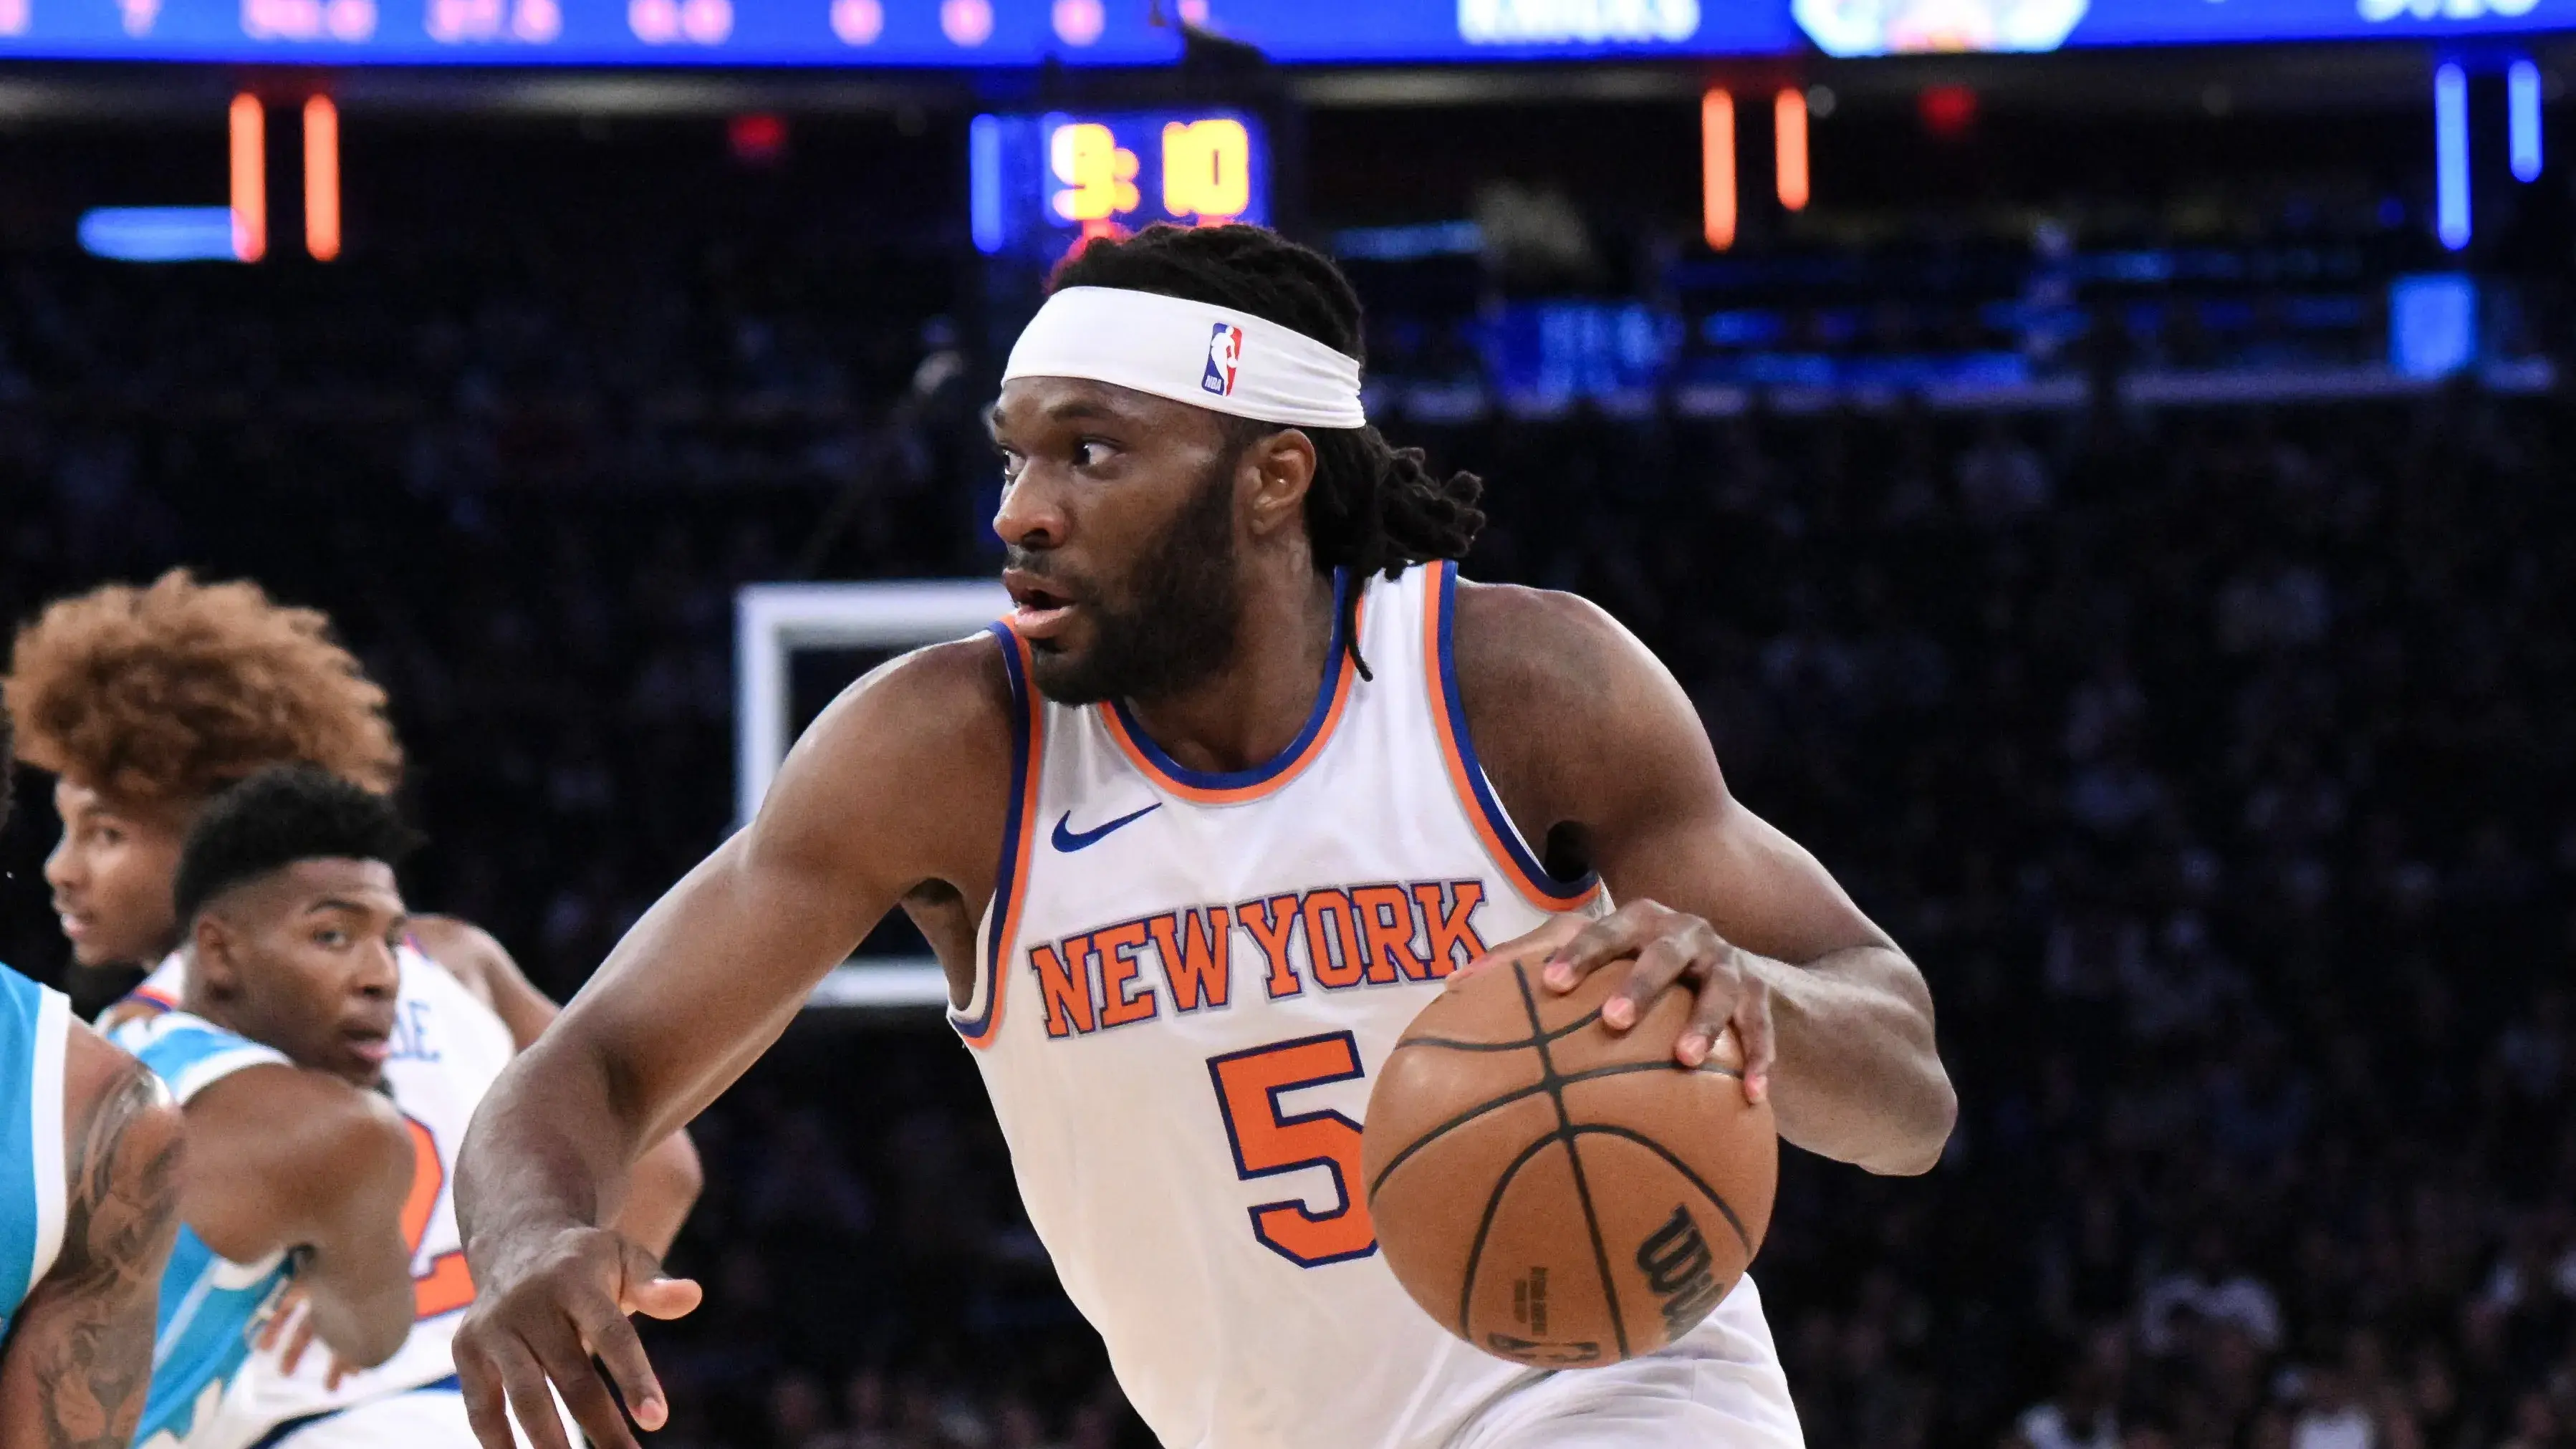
<box><xmin>3</xmin><ymin>5</ymin><xmax>2574</xmax><ymax>1448</ymax></box>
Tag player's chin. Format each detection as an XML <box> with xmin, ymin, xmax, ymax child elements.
<box><xmin>73</xmin><ymin>935</ymin><xmax>145</xmax><ymax>971</ymax></box>
<box><xmin>1026</xmin><ymin>640</ymin><xmax>1115</xmax><ymax>706</ymax></box>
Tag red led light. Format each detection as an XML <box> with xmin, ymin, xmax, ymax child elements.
<box><xmin>1919</xmin><ymin>85</ymin><xmax>1976</xmax><ymax>138</ymax></box>
<box><xmin>729</xmin><ymin>112</ymin><xmax>788</xmax><ymax>165</ymax></box>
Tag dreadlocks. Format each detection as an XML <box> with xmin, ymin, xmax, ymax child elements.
<box><xmin>1049</xmin><ymin>223</ymin><xmax>1486</xmax><ymax>678</ymax></box>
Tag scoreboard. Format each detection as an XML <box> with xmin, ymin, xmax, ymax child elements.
<box><xmin>972</xmin><ymin>110</ymin><xmax>1269</xmax><ymax>261</ymax></box>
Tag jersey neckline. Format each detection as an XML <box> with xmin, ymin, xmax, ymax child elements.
<box><xmin>1097</xmin><ymin>569</ymin><xmax>1362</xmax><ymax>807</ymax></box>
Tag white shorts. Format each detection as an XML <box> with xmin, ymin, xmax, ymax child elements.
<box><xmin>1447</xmin><ymin>1277</ymin><xmax>1805</xmax><ymax>1449</ymax></box>
<box><xmin>251</xmin><ymin>1382</ymin><xmax>578</xmax><ymax>1449</ymax></box>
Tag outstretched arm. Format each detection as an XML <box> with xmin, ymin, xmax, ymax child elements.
<box><xmin>1455</xmin><ymin>582</ymin><xmax>1956</xmax><ymax>1176</ymax></box>
<box><xmin>454</xmin><ymin>637</ymin><xmax>1013</xmax><ymax>1449</ymax></box>
<box><xmin>181</xmin><ymin>1066</ymin><xmax>418</xmax><ymax>1367</ymax></box>
<box><xmin>410</xmin><ymin>915</ymin><xmax>704</xmax><ymax>1257</ymax></box>
<box><xmin>0</xmin><ymin>1029</ymin><xmax>185</xmax><ymax>1449</ymax></box>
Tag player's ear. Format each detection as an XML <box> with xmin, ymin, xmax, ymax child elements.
<box><xmin>191</xmin><ymin>913</ymin><xmax>242</xmax><ymax>998</ymax></box>
<box><xmin>1243</xmin><ymin>428</ymin><xmax>1316</xmax><ymax>540</ymax></box>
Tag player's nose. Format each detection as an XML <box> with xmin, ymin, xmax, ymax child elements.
<box><xmin>992</xmin><ymin>469</ymin><xmax>1068</xmax><ymax>551</ymax></box>
<box><xmin>41</xmin><ymin>835</ymin><xmax>80</xmax><ymax>893</ymax></box>
<box><xmin>353</xmin><ymin>937</ymin><xmax>400</xmax><ymax>998</ymax></box>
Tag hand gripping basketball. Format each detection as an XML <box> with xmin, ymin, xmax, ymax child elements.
<box><xmin>453</xmin><ymin>1223</ymin><xmax>703</xmax><ymax>1449</ymax></box>
<box><xmin>1369</xmin><ymin>913</ymin><xmax>1778</xmax><ymax>1367</ymax></box>
<box><xmin>1455</xmin><ymin>902</ymin><xmax>1776</xmax><ymax>1102</ymax></box>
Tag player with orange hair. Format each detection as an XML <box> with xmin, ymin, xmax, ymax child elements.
<box><xmin>8</xmin><ymin>571</ymin><xmax>403</xmax><ymax>978</ymax></box>
<box><xmin>6</xmin><ymin>570</ymin><xmax>701</xmax><ymax>1449</ymax></box>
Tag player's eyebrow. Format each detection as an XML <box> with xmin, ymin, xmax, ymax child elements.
<box><xmin>1042</xmin><ymin>398</ymin><xmax>1123</xmax><ymax>423</ymax></box>
<box><xmin>989</xmin><ymin>397</ymin><xmax>1128</xmax><ymax>438</ymax></box>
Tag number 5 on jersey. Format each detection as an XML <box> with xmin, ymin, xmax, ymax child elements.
<box><xmin>1206</xmin><ymin>1033</ymin><xmax>1378</xmax><ymax>1267</ymax></box>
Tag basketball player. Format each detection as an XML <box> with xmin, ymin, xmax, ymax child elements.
<box><xmin>0</xmin><ymin>707</ymin><xmax>191</xmax><ymax>1448</ymax></box>
<box><xmin>453</xmin><ymin>224</ymin><xmax>1957</xmax><ymax>1449</ymax></box>
<box><xmin>106</xmin><ymin>766</ymin><xmax>428</xmax><ymax>1447</ymax></box>
<box><xmin>4</xmin><ymin>572</ymin><xmax>701</xmax><ymax>1447</ymax></box>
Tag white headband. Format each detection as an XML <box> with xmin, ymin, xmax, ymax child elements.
<box><xmin>1002</xmin><ymin>286</ymin><xmax>1367</xmax><ymax>430</ymax></box>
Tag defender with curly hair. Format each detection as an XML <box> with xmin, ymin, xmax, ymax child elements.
<box><xmin>6</xmin><ymin>571</ymin><xmax>402</xmax><ymax>973</ymax></box>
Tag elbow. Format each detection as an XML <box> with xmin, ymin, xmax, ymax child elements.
<box><xmin>1868</xmin><ymin>1070</ymin><xmax>1957</xmax><ymax>1178</ymax></box>
<box><xmin>344</xmin><ymin>1306</ymin><xmax>413</xmax><ymax>1370</ymax></box>
<box><xmin>311</xmin><ymin>1276</ymin><xmax>415</xmax><ymax>1369</ymax></box>
<box><xmin>647</xmin><ymin>1130</ymin><xmax>706</xmax><ymax>1216</ymax></box>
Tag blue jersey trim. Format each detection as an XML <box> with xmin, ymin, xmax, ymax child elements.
<box><xmin>950</xmin><ymin>623</ymin><xmax>1037</xmax><ymax>1044</ymax></box>
<box><xmin>1430</xmin><ymin>562</ymin><xmax>1602</xmax><ymax>905</ymax></box>
<box><xmin>1103</xmin><ymin>568</ymin><xmax>1352</xmax><ymax>794</ymax></box>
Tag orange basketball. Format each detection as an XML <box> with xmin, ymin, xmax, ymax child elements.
<box><xmin>1361</xmin><ymin>956</ymin><xmax>1777</xmax><ymax>1369</ymax></box>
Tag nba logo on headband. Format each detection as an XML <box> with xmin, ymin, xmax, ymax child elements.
<box><xmin>1203</xmin><ymin>322</ymin><xmax>1243</xmax><ymax>398</ymax></box>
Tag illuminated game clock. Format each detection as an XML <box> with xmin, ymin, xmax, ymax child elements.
<box><xmin>970</xmin><ymin>109</ymin><xmax>1269</xmax><ymax>261</ymax></box>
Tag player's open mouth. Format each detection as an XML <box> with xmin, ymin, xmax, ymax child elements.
<box><xmin>1002</xmin><ymin>571</ymin><xmax>1080</xmax><ymax>639</ymax></box>
<box><xmin>343</xmin><ymin>1026</ymin><xmax>394</xmax><ymax>1067</ymax></box>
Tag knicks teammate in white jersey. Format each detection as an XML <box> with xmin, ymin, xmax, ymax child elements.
<box><xmin>452</xmin><ymin>223</ymin><xmax>1956</xmax><ymax>1449</ymax></box>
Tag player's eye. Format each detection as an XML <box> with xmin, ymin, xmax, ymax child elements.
<box><xmin>96</xmin><ymin>826</ymin><xmax>123</xmax><ymax>847</ymax></box>
<box><xmin>314</xmin><ymin>929</ymin><xmax>347</xmax><ymax>948</ymax></box>
<box><xmin>997</xmin><ymin>448</ymin><xmax>1026</xmax><ymax>482</ymax></box>
<box><xmin>1072</xmin><ymin>441</ymin><xmax>1112</xmax><ymax>468</ymax></box>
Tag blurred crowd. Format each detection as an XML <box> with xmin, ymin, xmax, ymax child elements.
<box><xmin>1</xmin><ymin>244</ymin><xmax>2571</xmax><ymax>1449</ymax></box>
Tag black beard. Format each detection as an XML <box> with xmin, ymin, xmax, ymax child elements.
<box><xmin>1021</xmin><ymin>458</ymin><xmax>1242</xmax><ymax>706</ymax></box>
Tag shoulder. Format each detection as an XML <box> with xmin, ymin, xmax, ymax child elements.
<box><xmin>1448</xmin><ymin>579</ymin><xmax>1648</xmax><ymax>711</ymax></box>
<box><xmin>746</xmin><ymin>630</ymin><xmax>1022</xmax><ymax>888</ymax></box>
<box><xmin>831</xmin><ymin>630</ymin><xmax>1019</xmax><ymax>738</ymax></box>
<box><xmin>1449</xmin><ymin>578</ymin><xmax>1699</xmax><ymax>761</ymax></box>
<box><xmin>187</xmin><ymin>1059</ymin><xmax>405</xmax><ymax>1170</ymax></box>
<box><xmin>1447</xmin><ymin>577</ymin><xmax>1722</xmax><ymax>837</ymax></box>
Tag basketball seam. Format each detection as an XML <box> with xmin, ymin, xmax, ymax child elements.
<box><xmin>1392</xmin><ymin>1003</ymin><xmax>1607</xmax><ymax>1053</ymax></box>
<box><xmin>1569</xmin><ymin>1124</ymin><xmax>1757</xmax><ymax>1258</ymax></box>
<box><xmin>1513</xmin><ymin>962</ymin><xmax>1630</xmax><ymax>1362</ymax></box>
<box><xmin>1452</xmin><ymin>1129</ymin><xmax>1565</xmax><ymax>1342</ymax></box>
<box><xmin>1364</xmin><ymin>1058</ymin><xmax>1741</xmax><ymax>1202</ymax></box>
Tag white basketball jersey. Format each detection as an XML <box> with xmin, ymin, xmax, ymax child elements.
<box><xmin>128</xmin><ymin>940</ymin><xmax>518</xmax><ymax>1436</ymax></box>
<box><xmin>956</xmin><ymin>562</ymin><xmax>1779</xmax><ymax>1449</ymax></box>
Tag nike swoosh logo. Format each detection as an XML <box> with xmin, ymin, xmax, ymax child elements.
<box><xmin>1050</xmin><ymin>804</ymin><xmax>1162</xmax><ymax>852</ymax></box>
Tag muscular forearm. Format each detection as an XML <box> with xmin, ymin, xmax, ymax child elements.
<box><xmin>458</xmin><ymin>1036</ymin><xmax>647</xmax><ymax>1276</ymax></box>
<box><xmin>1756</xmin><ymin>945</ymin><xmax>1954</xmax><ymax>1175</ymax></box>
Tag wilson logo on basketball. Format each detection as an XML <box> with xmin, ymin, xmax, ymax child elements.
<box><xmin>1027</xmin><ymin>880</ymin><xmax>1491</xmax><ymax>1039</ymax></box>
<box><xmin>1513</xmin><ymin>1266</ymin><xmax>1549</xmax><ymax>1336</ymax></box>
<box><xmin>1637</xmin><ymin>1205</ymin><xmax>1724</xmax><ymax>1340</ymax></box>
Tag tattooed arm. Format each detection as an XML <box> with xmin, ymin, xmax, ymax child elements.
<box><xmin>0</xmin><ymin>1024</ymin><xmax>186</xmax><ymax>1449</ymax></box>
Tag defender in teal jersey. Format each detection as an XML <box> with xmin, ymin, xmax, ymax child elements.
<box><xmin>0</xmin><ymin>707</ymin><xmax>190</xmax><ymax>1448</ymax></box>
<box><xmin>105</xmin><ymin>768</ymin><xmax>422</xmax><ymax>1447</ymax></box>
